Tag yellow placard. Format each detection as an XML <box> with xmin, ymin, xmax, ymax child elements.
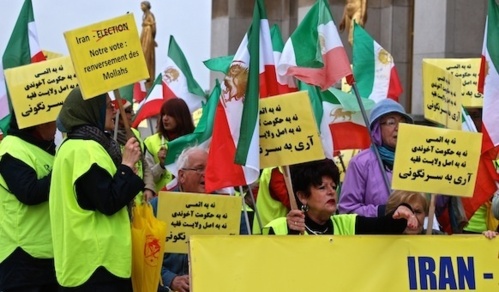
<box><xmin>64</xmin><ymin>14</ymin><xmax>148</xmax><ymax>99</ymax></box>
<box><xmin>4</xmin><ymin>56</ymin><xmax>78</xmax><ymax>129</ymax></box>
<box><xmin>156</xmin><ymin>192</ymin><xmax>242</xmax><ymax>254</ymax></box>
<box><xmin>392</xmin><ymin>124</ymin><xmax>481</xmax><ymax>197</ymax></box>
<box><xmin>259</xmin><ymin>91</ymin><xmax>324</xmax><ymax>168</ymax></box>
<box><xmin>423</xmin><ymin>60</ymin><xmax>462</xmax><ymax>129</ymax></box>
<box><xmin>425</xmin><ymin>58</ymin><xmax>483</xmax><ymax>108</ymax></box>
<box><xmin>190</xmin><ymin>235</ymin><xmax>499</xmax><ymax>291</ymax></box>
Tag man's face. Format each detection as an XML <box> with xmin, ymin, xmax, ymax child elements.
<box><xmin>178</xmin><ymin>149</ymin><xmax>208</xmax><ymax>193</ymax></box>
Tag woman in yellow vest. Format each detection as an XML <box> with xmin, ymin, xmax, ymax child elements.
<box><xmin>144</xmin><ymin>98</ymin><xmax>194</xmax><ymax>192</ymax></box>
<box><xmin>264</xmin><ymin>159</ymin><xmax>418</xmax><ymax>235</ymax></box>
<box><xmin>50</xmin><ymin>87</ymin><xmax>144</xmax><ymax>290</ymax></box>
<box><xmin>0</xmin><ymin>115</ymin><xmax>57</xmax><ymax>291</ymax></box>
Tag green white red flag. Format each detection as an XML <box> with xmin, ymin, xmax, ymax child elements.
<box><xmin>132</xmin><ymin>36</ymin><xmax>206</xmax><ymax>128</ymax></box>
<box><xmin>277</xmin><ymin>0</ymin><xmax>352</xmax><ymax>90</ymax></box>
<box><xmin>162</xmin><ymin>35</ymin><xmax>206</xmax><ymax>113</ymax></box>
<box><xmin>131</xmin><ymin>73</ymin><xmax>163</xmax><ymax>128</ymax></box>
<box><xmin>352</xmin><ymin>22</ymin><xmax>403</xmax><ymax>102</ymax></box>
<box><xmin>133</xmin><ymin>81</ymin><xmax>147</xmax><ymax>103</ymax></box>
<box><xmin>479</xmin><ymin>0</ymin><xmax>499</xmax><ymax>160</ymax></box>
<box><xmin>300</xmin><ymin>82</ymin><xmax>374</xmax><ymax>157</ymax></box>
<box><xmin>164</xmin><ymin>80</ymin><xmax>221</xmax><ymax>181</ymax></box>
<box><xmin>1</xmin><ymin>0</ymin><xmax>45</xmax><ymax>134</ymax></box>
<box><xmin>270</xmin><ymin>24</ymin><xmax>297</xmax><ymax>93</ymax></box>
<box><xmin>205</xmin><ymin>0</ymin><xmax>277</xmax><ymax>192</ymax></box>
<box><xmin>461</xmin><ymin>0</ymin><xmax>499</xmax><ymax>220</ymax></box>
<box><xmin>301</xmin><ymin>21</ymin><xmax>402</xmax><ymax>154</ymax></box>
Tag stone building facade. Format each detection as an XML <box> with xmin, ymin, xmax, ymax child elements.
<box><xmin>210</xmin><ymin>0</ymin><xmax>487</xmax><ymax>117</ymax></box>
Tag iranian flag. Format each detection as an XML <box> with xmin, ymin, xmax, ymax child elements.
<box><xmin>270</xmin><ymin>24</ymin><xmax>297</xmax><ymax>93</ymax></box>
<box><xmin>131</xmin><ymin>74</ymin><xmax>164</xmax><ymax>128</ymax></box>
<box><xmin>352</xmin><ymin>22</ymin><xmax>403</xmax><ymax>103</ymax></box>
<box><xmin>435</xmin><ymin>107</ymin><xmax>499</xmax><ymax>232</ymax></box>
<box><xmin>479</xmin><ymin>0</ymin><xmax>499</xmax><ymax>160</ymax></box>
<box><xmin>133</xmin><ymin>81</ymin><xmax>147</xmax><ymax>103</ymax></box>
<box><xmin>460</xmin><ymin>107</ymin><xmax>496</xmax><ymax>219</ymax></box>
<box><xmin>1</xmin><ymin>0</ymin><xmax>45</xmax><ymax>134</ymax></box>
<box><xmin>162</xmin><ymin>35</ymin><xmax>206</xmax><ymax>113</ymax></box>
<box><xmin>461</xmin><ymin>107</ymin><xmax>477</xmax><ymax>133</ymax></box>
<box><xmin>118</xmin><ymin>83</ymin><xmax>134</xmax><ymax>105</ymax></box>
<box><xmin>300</xmin><ymin>82</ymin><xmax>373</xmax><ymax>157</ymax></box>
<box><xmin>205</xmin><ymin>0</ymin><xmax>275</xmax><ymax>193</ymax></box>
<box><xmin>461</xmin><ymin>0</ymin><xmax>499</xmax><ymax>221</ymax></box>
<box><xmin>277</xmin><ymin>0</ymin><xmax>352</xmax><ymax>91</ymax></box>
<box><xmin>203</xmin><ymin>55</ymin><xmax>235</xmax><ymax>76</ymax></box>
<box><xmin>164</xmin><ymin>80</ymin><xmax>221</xmax><ymax>178</ymax></box>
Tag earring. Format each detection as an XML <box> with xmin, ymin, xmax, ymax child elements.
<box><xmin>301</xmin><ymin>204</ymin><xmax>309</xmax><ymax>213</ymax></box>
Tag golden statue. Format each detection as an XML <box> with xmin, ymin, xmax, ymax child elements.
<box><xmin>140</xmin><ymin>1</ymin><xmax>157</xmax><ymax>90</ymax></box>
<box><xmin>339</xmin><ymin>0</ymin><xmax>368</xmax><ymax>45</ymax></box>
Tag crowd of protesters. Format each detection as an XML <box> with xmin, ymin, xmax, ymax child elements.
<box><xmin>0</xmin><ymin>88</ymin><xmax>497</xmax><ymax>292</ymax></box>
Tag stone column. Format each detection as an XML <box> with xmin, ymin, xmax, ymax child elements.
<box><xmin>412</xmin><ymin>0</ymin><xmax>486</xmax><ymax>116</ymax></box>
<box><xmin>211</xmin><ymin>0</ymin><xmax>487</xmax><ymax>118</ymax></box>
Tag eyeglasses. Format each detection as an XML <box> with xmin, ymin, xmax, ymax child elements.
<box><xmin>380</xmin><ymin>117</ymin><xmax>406</xmax><ymax>127</ymax></box>
<box><xmin>181</xmin><ymin>167</ymin><xmax>205</xmax><ymax>174</ymax></box>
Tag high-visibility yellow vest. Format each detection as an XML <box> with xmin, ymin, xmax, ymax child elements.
<box><xmin>50</xmin><ymin>139</ymin><xmax>131</xmax><ymax>287</ymax></box>
<box><xmin>252</xmin><ymin>168</ymin><xmax>288</xmax><ymax>234</ymax></box>
<box><xmin>463</xmin><ymin>204</ymin><xmax>487</xmax><ymax>233</ymax></box>
<box><xmin>144</xmin><ymin>133</ymin><xmax>173</xmax><ymax>192</ymax></box>
<box><xmin>263</xmin><ymin>214</ymin><xmax>357</xmax><ymax>235</ymax></box>
<box><xmin>0</xmin><ymin>135</ymin><xmax>54</xmax><ymax>261</ymax></box>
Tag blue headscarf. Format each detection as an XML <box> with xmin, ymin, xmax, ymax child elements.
<box><xmin>368</xmin><ymin>99</ymin><xmax>413</xmax><ymax>167</ymax></box>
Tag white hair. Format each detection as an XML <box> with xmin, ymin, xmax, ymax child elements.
<box><xmin>176</xmin><ymin>145</ymin><xmax>208</xmax><ymax>170</ymax></box>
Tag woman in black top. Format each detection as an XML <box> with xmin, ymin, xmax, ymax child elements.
<box><xmin>267</xmin><ymin>159</ymin><xmax>418</xmax><ymax>235</ymax></box>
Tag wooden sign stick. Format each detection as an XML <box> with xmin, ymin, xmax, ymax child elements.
<box><xmin>113</xmin><ymin>89</ymin><xmax>134</xmax><ymax>140</ymax></box>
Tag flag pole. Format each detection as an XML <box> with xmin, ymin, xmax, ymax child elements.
<box><xmin>113</xmin><ymin>89</ymin><xmax>134</xmax><ymax>140</ymax></box>
<box><xmin>113</xmin><ymin>110</ymin><xmax>119</xmax><ymax>141</ymax></box>
<box><xmin>246</xmin><ymin>186</ymin><xmax>264</xmax><ymax>234</ymax></box>
<box><xmin>283</xmin><ymin>165</ymin><xmax>298</xmax><ymax>210</ymax></box>
<box><xmin>337</xmin><ymin>152</ymin><xmax>347</xmax><ymax>175</ymax></box>
<box><xmin>350</xmin><ymin>83</ymin><xmax>391</xmax><ymax>196</ymax></box>
<box><xmin>426</xmin><ymin>193</ymin><xmax>436</xmax><ymax>235</ymax></box>
<box><xmin>239</xmin><ymin>186</ymin><xmax>252</xmax><ymax>235</ymax></box>
<box><xmin>283</xmin><ymin>165</ymin><xmax>304</xmax><ymax>235</ymax></box>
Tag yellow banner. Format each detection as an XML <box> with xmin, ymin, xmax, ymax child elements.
<box><xmin>423</xmin><ymin>60</ymin><xmax>462</xmax><ymax>129</ymax></box>
<box><xmin>156</xmin><ymin>192</ymin><xmax>242</xmax><ymax>254</ymax></box>
<box><xmin>259</xmin><ymin>91</ymin><xmax>324</xmax><ymax>168</ymax></box>
<box><xmin>190</xmin><ymin>235</ymin><xmax>499</xmax><ymax>291</ymax></box>
<box><xmin>4</xmin><ymin>56</ymin><xmax>78</xmax><ymax>129</ymax></box>
<box><xmin>64</xmin><ymin>14</ymin><xmax>148</xmax><ymax>99</ymax></box>
<box><xmin>392</xmin><ymin>124</ymin><xmax>481</xmax><ymax>197</ymax></box>
<box><xmin>424</xmin><ymin>58</ymin><xmax>483</xmax><ymax>108</ymax></box>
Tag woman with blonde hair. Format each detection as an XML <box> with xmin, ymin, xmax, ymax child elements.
<box><xmin>386</xmin><ymin>190</ymin><xmax>498</xmax><ymax>238</ymax></box>
<box><xmin>385</xmin><ymin>190</ymin><xmax>432</xmax><ymax>235</ymax></box>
